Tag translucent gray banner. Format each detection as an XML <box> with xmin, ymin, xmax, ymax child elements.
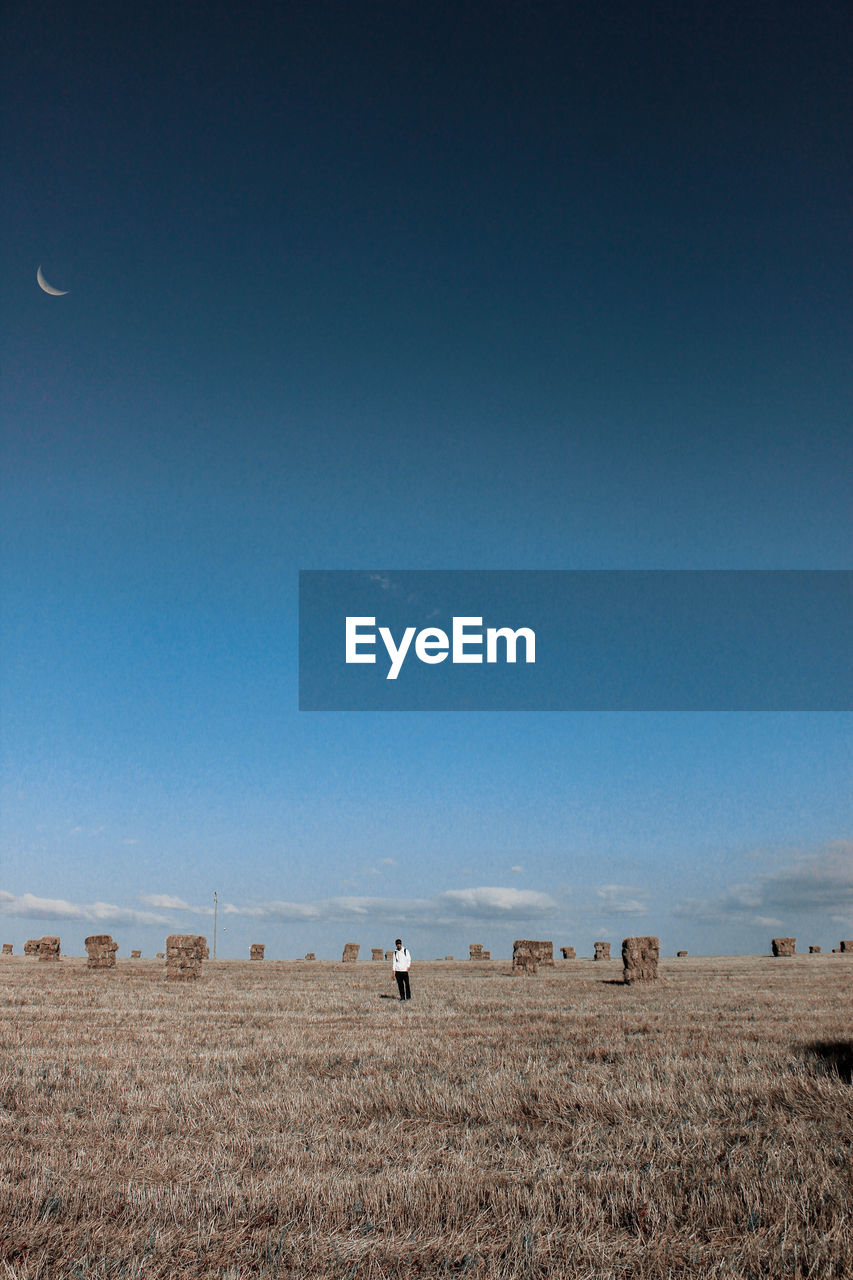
<box><xmin>299</xmin><ymin>571</ymin><xmax>851</xmax><ymax>710</ymax></box>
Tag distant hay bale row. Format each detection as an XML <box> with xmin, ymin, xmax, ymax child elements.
<box><xmin>469</xmin><ymin>943</ymin><xmax>484</xmax><ymax>959</ymax></box>
<box><xmin>384</xmin><ymin>950</ymin><xmax>393</xmax><ymax>960</ymax></box>
<box><xmin>2</xmin><ymin>943</ymin><xmax>12</xmax><ymax>955</ymax></box>
<box><xmin>250</xmin><ymin>944</ymin><xmax>265</xmax><ymax>960</ymax></box>
<box><xmin>593</xmin><ymin>942</ymin><xmax>611</xmax><ymax>961</ymax></box>
<box><xmin>841</xmin><ymin>940</ymin><xmax>853</xmax><ymax>952</ymax></box>
<box><xmin>342</xmin><ymin>943</ymin><xmax>359</xmax><ymax>963</ymax></box>
<box><xmin>130</xmin><ymin>949</ymin><xmax>141</xmax><ymax>958</ymax></box>
<box><xmin>166</xmin><ymin>934</ymin><xmax>206</xmax><ymax>981</ymax></box>
<box><xmin>305</xmin><ymin>953</ymin><xmax>316</xmax><ymax>960</ymax></box>
<box><xmin>622</xmin><ymin>936</ymin><xmax>659</xmax><ymax>983</ymax></box>
<box><xmin>371</xmin><ymin>948</ymin><xmax>384</xmax><ymax>961</ymax></box>
<box><xmin>85</xmin><ymin>934</ymin><xmax>118</xmax><ymax>969</ymax></box>
<box><xmin>809</xmin><ymin>945</ymin><xmax>821</xmax><ymax>954</ymax></box>
<box><xmin>771</xmin><ymin>937</ymin><xmax>796</xmax><ymax>956</ymax></box>
<box><xmin>560</xmin><ymin>946</ymin><xmax>576</xmax><ymax>959</ymax></box>
<box><xmin>676</xmin><ymin>950</ymin><xmax>688</xmax><ymax>957</ymax></box>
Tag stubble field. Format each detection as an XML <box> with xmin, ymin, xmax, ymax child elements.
<box><xmin>1</xmin><ymin>953</ymin><xmax>851</xmax><ymax>1279</ymax></box>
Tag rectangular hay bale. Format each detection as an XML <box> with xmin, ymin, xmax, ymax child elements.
<box><xmin>38</xmin><ymin>936</ymin><xmax>61</xmax><ymax>961</ymax></box>
<box><xmin>164</xmin><ymin>934</ymin><xmax>207</xmax><ymax>980</ymax></box>
<box><xmin>511</xmin><ymin>941</ymin><xmax>539</xmax><ymax>975</ymax></box>
<box><xmin>85</xmin><ymin>934</ymin><xmax>118</xmax><ymax>970</ymax></box>
<box><xmin>622</xmin><ymin>936</ymin><xmax>659</xmax><ymax>983</ymax></box>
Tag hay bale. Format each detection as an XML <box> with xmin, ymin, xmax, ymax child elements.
<box><xmin>130</xmin><ymin>950</ymin><xmax>141</xmax><ymax>958</ymax></box>
<box><xmin>771</xmin><ymin>937</ymin><xmax>796</xmax><ymax>956</ymax></box>
<box><xmin>85</xmin><ymin>934</ymin><xmax>118</xmax><ymax>969</ymax></box>
<box><xmin>371</xmin><ymin>948</ymin><xmax>383</xmax><ymax>961</ymax></box>
<box><xmin>593</xmin><ymin>941</ymin><xmax>611</xmax><ymax>961</ymax></box>
<box><xmin>511</xmin><ymin>941</ymin><xmax>539</xmax><ymax>975</ymax></box>
<box><xmin>560</xmin><ymin>946</ymin><xmax>576</xmax><ymax>959</ymax></box>
<box><xmin>2</xmin><ymin>943</ymin><xmax>12</xmax><ymax>956</ymax></box>
<box><xmin>384</xmin><ymin>950</ymin><xmax>393</xmax><ymax>960</ymax></box>
<box><xmin>676</xmin><ymin>950</ymin><xmax>688</xmax><ymax>957</ymax></box>
<box><xmin>809</xmin><ymin>945</ymin><xmax>821</xmax><ymax>954</ymax></box>
<box><xmin>156</xmin><ymin>952</ymin><xmax>164</xmax><ymax>958</ymax></box>
<box><xmin>840</xmin><ymin>941</ymin><xmax>853</xmax><ymax>952</ymax></box>
<box><xmin>24</xmin><ymin>939</ymin><xmax>40</xmax><ymax>956</ymax></box>
<box><xmin>342</xmin><ymin>943</ymin><xmax>360</xmax><ymax>963</ymax></box>
<box><xmin>38</xmin><ymin>936</ymin><xmax>61</xmax><ymax>961</ymax></box>
<box><xmin>513</xmin><ymin>940</ymin><xmax>553</xmax><ymax>970</ymax></box>
<box><xmin>165</xmin><ymin>934</ymin><xmax>206</xmax><ymax>981</ymax></box>
<box><xmin>469</xmin><ymin>943</ymin><xmax>484</xmax><ymax>959</ymax></box>
<box><xmin>250</xmin><ymin>944</ymin><xmax>265</xmax><ymax>960</ymax></box>
<box><xmin>481</xmin><ymin>950</ymin><xmax>490</xmax><ymax>959</ymax></box>
<box><xmin>445</xmin><ymin>955</ymin><xmax>454</xmax><ymax>960</ymax></box>
<box><xmin>622</xmin><ymin>936</ymin><xmax>659</xmax><ymax>983</ymax></box>
<box><xmin>305</xmin><ymin>952</ymin><xmax>316</xmax><ymax>960</ymax></box>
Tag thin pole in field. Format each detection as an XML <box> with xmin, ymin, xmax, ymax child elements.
<box><xmin>213</xmin><ymin>891</ymin><xmax>218</xmax><ymax>960</ymax></box>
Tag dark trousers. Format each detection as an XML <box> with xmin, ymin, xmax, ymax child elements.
<box><xmin>395</xmin><ymin>970</ymin><xmax>411</xmax><ymax>1000</ymax></box>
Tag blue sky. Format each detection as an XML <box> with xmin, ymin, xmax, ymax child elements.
<box><xmin>2</xmin><ymin>1</ymin><xmax>851</xmax><ymax>958</ymax></box>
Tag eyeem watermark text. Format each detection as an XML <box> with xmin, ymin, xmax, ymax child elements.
<box><xmin>346</xmin><ymin>616</ymin><xmax>536</xmax><ymax>679</ymax></box>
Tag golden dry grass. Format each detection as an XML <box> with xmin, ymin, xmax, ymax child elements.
<box><xmin>1</xmin><ymin>954</ymin><xmax>852</xmax><ymax>1278</ymax></box>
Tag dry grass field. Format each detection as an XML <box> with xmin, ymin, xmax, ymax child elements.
<box><xmin>1</xmin><ymin>953</ymin><xmax>851</xmax><ymax>1279</ymax></box>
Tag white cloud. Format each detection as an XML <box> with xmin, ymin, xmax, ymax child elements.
<box><xmin>2</xmin><ymin>883</ymin><xmax>561</xmax><ymax>931</ymax></box>
<box><xmin>595</xmin><ymin>884</ymin><xmax>649</xmax><ymax>916</ymax></box>
<box><xmin>380</xmin><ymin>858</ymin><xmax>398</xmax><ymax>866</ymax></box>
<box><xmin>367</xmin><ymin>573</ymin><xmax>395</xmax><ymax>592</ymax></box>
<box><xmin>510</xmin><ymin>865</ymin><xmax>524</xmax><ymax>874</ymax></box>
<box><xmin>673</xmin><ymin>843</ymin><xmax>853</xmax><ymax>924</ymax></box>
<box><xmin>436</xmin><ymin>887</ymin><xmax>556</xmax><ymax>918</ymax></box>
<box><xmin>138</xmin><ymin>893</ymin><xmax>213</xmax><ymax>916</ymax></box>
<box><xmin>140</xmin><ymin>893</ymin><xmax>191</xmax><ymax>910</ymax></box>
<box><xmin>0</xmin><ymin>891</ymin><xmax>170</xmax><ymax>926</ymax></box>
<box><xmin>221</xmin><ymin>899</ymin><xmax>324</xmax><ymax>921</ymax></box>
<box><xmin>211</xmin><ymin>886</ymin><xmax>558</xmax><ymax>925</ymax></box>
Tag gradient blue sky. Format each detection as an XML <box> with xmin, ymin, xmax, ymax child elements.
<box><xmin>2</xmin><ymin>1</ymin><xmax>851</xmax><ymax>958</ymax></box>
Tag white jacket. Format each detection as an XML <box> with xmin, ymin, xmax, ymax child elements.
<box><xmin>392</xmin><ymin>947</ymin><xmax>411</xmax><ymax>972</ymax></box>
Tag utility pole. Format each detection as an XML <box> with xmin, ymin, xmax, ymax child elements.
<box><xmin>213</xmin><ymin>891</ymin><xmax>218</xmax><ymax>960</ymax></box>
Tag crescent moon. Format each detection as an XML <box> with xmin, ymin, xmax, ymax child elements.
<box><xmin>37</xmin><ymin>266</ymin><xmax>69</xmax><ymax>296</ymax></box>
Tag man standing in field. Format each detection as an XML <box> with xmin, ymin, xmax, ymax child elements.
<box><xmin>392</xmin><ymin>939</ymin><xmax>411</xmax><ymax>1001</ymax></box>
